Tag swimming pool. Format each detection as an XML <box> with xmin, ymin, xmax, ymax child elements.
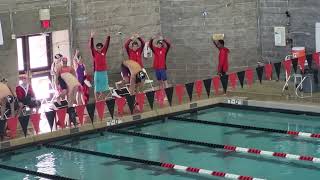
<box><xmin>0</xmin><ymin>105</ymin><xmax>320</xmax><ymax>180</ymax></box>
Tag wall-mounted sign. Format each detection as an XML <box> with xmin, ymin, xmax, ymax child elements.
<box><xmin>274</xmin><ymin>26</ymin><xmax>286</xmax><ymax>46</ymax></box>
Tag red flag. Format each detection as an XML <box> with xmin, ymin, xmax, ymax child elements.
<box><xmin>96</xmin><ymin>101</ymin><xmax>105</xmax><ymax>121</ymax></box>
<box><xmin>175</xmin><ymin>84</ymin><xmax>185</xmax><ymax>104</ymax></box>
<box><xmin>56</xmin><ymin>108</ymin><xmax>67</xmax><ymax>129</ymax></box>
<box><xmin>75</xmin><ymin>105</ymin><xmax>86</xmax><ymax>125</ymax></box>
<box><xmin>135</xmin><ymin>93</ymin><xmax>145</xmax><ymax>112</ymax></box>
<box><xmin>195</xmin><ymin>80</ymin><xmax>203</xmax><ymax>98</ymax></box>
<box><xmin>245</xmin><ymin>68</ymin><xmax>254</xmax><ymax>87</ymax></box>
<box><xmin>116</xmin><ymin>97</ymin><xmax>126</xmax><ymax>116</ymax></box>
<box><xmin>30</xmin><ymin>113</ymin><xmax>41</xmax><ymax>134</ymax></box>
<box><xmin>298</xmin><ymin>56</ymin><xmax>306</xmax><ymax>73</ymax></box>
<box><xmin>7</xmin><ymin>117</ymin><xmax>18</xmax><ymax>138</ymax></box>
<box><xmin>155</xmin><ymin>89</ymin><xmax>165</xmax><ymax>107</ymax></box>
<box><xmin>228</xmin><ymin>73</ymin><xmax>237</xmax><ymax>90</ymax></box>
<box><xmin>313</xmin><ymin>52</ymin><xmax>320</xmax><ymax>67</ymax></box>
<box><xmin>283</xmin><ymin>60</ymin><xmax>292</xmax><ymax>79</ymax></box>
<box><xmin>265</xmin><ymin>64</ymin><xmax>272</xmax><ymax>80</ymax></box>
<box><xmin>212</xmin><ymin>76</ymin><xmax>220</xmax><ymax>95</ymax></box>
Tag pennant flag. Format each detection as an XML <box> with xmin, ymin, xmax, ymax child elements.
<box><xmin>264</xmin><ymin>64</ymin><xmax>272</xmax><ymax>80</ymax></box>
<box><xmin>212</xmin><ymin>76</ymin><xmax>221</xmax><ymax>95</ymax></box>
<box><xmin>75</xmin><ymin>105</ymin><xmax>86</xmax><ymax>125</ymax></box>
<box><xmin>228</xmin><ymin>73</ymin><xmax>237</xmax><ymax>90</ymax></box>
<box><xmin>185</xmin><ymin>82</ymin><xmax>194</xmax><ymax>101</ymax></box>
<box><xmin>146</xmin><ymin>91</ymin><xmax>155</xmax><ymax>110</ymax></box>
<box><xmin>245</xmin><ymin>68</ymin><xmax>254</xmax><ymax>87</ymax></box>
<box><xmin>116</xmin><ymin>97</ymin><xmax>126</xmax><ymax>116</ymax></box>
<box><xmin>68</xmin><ymin>107</ymin><xmax>77</xmax><ymax>127</ymax></box>
<box><xmin>256</xmin><ymin>66</ymin><xmax>264</xmax><ymax>84</ymax></box>
<box><xmin>291</xmin><ymin>58</ymin><xmax>298</xmax><ymax>73</ymax></box>
<box><xmin>283</xmin><ymin>60</ymin><xmax>292</xmax><ymax>79</ymax></box>
<box><xmin>126</xmin><ymin>95</ymin><xmax>135</xmax><ymax>114</ymax></box>
<box><xmin>203</xmin><ymin>78</ymin><xmax>212</xmax><ymax>98</ymax></box>
<box><xmin>86</xmin><ymin>103</ymin><xmax>95</xmax><ymax>124</ymax></box>
<box><xmin>194</xmin><ymin>80</ymin><xmax>203</xmax><ymax>98</ymax></box>
<box><xmin>0</xmin><ymin>119</ymin><xmax>6</xmax><ymax>136</ymax></box>
<box><xmin>155</xmin><ymin>89</ymin><xmax>165</xmax><ymax>107</ymax></box>
<box><xmin>165</xmin><ymin>87</ymin><xmax>174</xmax><ymax>106</ymax></box>
<box><xmin>45</xmin><ymin>111</ymin><xmax>56</xmax><ymax>131</ymax></box>
<box><xmin>298</xmin><ymin>56</ymin><xmax>306</xmax><ymax>73</ymax></box>
<box><xmin>274</xmin><ymin>62</ymin><xmax>281</xmax><ymax>80</ymax></box>
<box><xmin>30</xmin><ymin>113</ymin><xmax>41</xmax><ymax>134</ymax></box>
<box><xmin>7</xmin><ymin>117</ymin><xmax>18</xmax><ymax>138</ymax></box>
<box><xmin>237</xmin><ymin>71</ymin><xmax>245</xmax><ymax>88</ymax></box>
<box><xmin>106</xmin><ymin>99</ymin><xmax>115</xmax><ymax>119</ymax></box>
<box><xmin>306</xmin><ymin>54</ymin><xmax>313</xmax><ymax>68</ymax></box>
<box><xmin>135</xmin><ymin>93</ymin><xmax>145</xmax><ymax>112</ymax></box>
<box><xmin>19</xmin><ymin>115</ymin><xmax>30</xmax><ymax>137</ymax></box>
<box><xmin>313</xmin><ymin>52</ymin><xmax>320</xmax><ymax>67</ymax></box>
<box><xmin>96</xmin><ymin>101</ymin><xmax>106</xmax><ymax>121</ymax></box>
<box><xmin>220</xmin><ymin>74</ymin><xmax>229</xmax><ymax>93</ymax></box>
<box><xmin>175</xmin><ymin>84</ymin><xmax>185</xmax><ymax>104</ymax></box>
<box><xmin>56</xmin><ymin>108</ymin><xmax>67</xmax><ymax>129</ymax></box>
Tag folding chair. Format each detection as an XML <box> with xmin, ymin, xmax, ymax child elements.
<box><xmin>142</xmin><ymin>68</ymin><xmax>154</xmax><ymax>91</ymax></box>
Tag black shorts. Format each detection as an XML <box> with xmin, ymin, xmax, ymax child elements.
<box><xmin>121</xmin><ymin>64</ymin><xmax>131</xmax><ymax>78</ymax></box>
<box><xmin>21</xmin><ymin>96</ymin><xmax>41</xmax><ymax>108</ymax></box>
<box><xmin>58</xmin><ymin>76</ymin><xmax>68</xmax><ymax>90</ymax></box>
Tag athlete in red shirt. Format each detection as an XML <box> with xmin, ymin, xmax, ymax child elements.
<box><xmin>90</xmin><ymin>31</ymin><xmax>110</xmax><ymax>101</ymax></box>
<box><xmin>213</xmin><ymin>40</ymin><xmax>229</xmax><ymax>76</ymax></box>
<box><xmin>149</xmin><ymin>36</ymin><xmax>171</xmax><ymax>89</ymax></box>
<box><xmin>124</xmin><ymin>33</ymin><xmax>145</xmax><ymax>67</ymax></box>
<box><xmin>16</xmin><ymin>75</ymin><xmax>41</xmax><ymax>114</ymax></box>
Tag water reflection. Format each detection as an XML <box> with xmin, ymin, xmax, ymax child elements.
<box><xmin>36</xmin><ymin>152</ymin><xmax>56</xmax><ymax>179</ymax></box>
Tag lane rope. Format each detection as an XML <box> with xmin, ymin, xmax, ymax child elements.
<box><xmin>0</xmin><ymin>164</ymin><xmax>75</xmax><ymax>180</ymax></box>
<box><xmin>170</xmin><ymin>116</ymin><xmax>320</xmax><ymax>140</ymax></box>
<box><xmin>45</xmin><ymin>144</ymin><xmax>265</xmax><ymax>180</ymax></box>
<box><xmin>109</xmin><ymin>129</ymin><xmax>320</xmax><ymax>164</ymax></box>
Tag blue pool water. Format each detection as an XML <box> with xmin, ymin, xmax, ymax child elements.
<box><xmin>0</xmin><ymin>106</ymin><xmax>320</xmax><ymax>180</ymax></box>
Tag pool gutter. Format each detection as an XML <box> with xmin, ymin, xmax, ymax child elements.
<box><xmin>1</xmin><ymin>96</ymin><xmax>320</xmax><ymax>153</ymax></box>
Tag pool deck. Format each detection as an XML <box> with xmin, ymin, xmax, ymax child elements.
<box><xmin>1</xmin><ymin>80</ymin><xmax>320</xmax><ymax>152</ymax></box>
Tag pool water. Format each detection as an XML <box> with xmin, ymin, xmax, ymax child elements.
<box><xmin>1</xmin><ymin>107</ymin><xmax>320</xmax><ymax>180</ymax></box>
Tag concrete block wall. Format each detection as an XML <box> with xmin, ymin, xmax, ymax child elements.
<box><xmin>73</xmin><ymin>0</ymin><xmax>161</xmax><ymax>78</ymax></box>
<box><xmin>0</xmin><ymin>0</ymin><xmax>161</xmax><ymax>86</ymax></box>
<box><xmin>260</xmin><ymin>0</ymin><xmax>320</xmax><ymax>62</ymax></box>
<box><xmin>0</xmin><ymin>0</ymin><xmax>69</xmax><ymax>86</ymax></box>
<box><xmin>160</xmin><ymin>0</ymin><xmax>259</xmax><ymax>84</ymax></box>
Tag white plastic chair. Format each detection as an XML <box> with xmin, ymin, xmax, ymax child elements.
<box><xmin>142</xmin><ymin>68</ymin><xmax>154</xmax><ymax>91</ymax></box>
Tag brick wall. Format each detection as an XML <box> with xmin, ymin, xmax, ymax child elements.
<box><xmin>260</xmin><ymin>0</ymin><xmax>320</xmax><ymax>62</ymax></box>
<box><xmin>160</xmin><ymin>0</ymin><xmax>259</xmax><ymax>84</ymax></box>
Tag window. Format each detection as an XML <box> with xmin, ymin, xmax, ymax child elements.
<box><xmin>29</xmin><ymin>35</ymin><xmax>49</xmax><ymax>69</ymax></box>
<box><xmin>17</xmin><ymin>34</ymin><xmax>51</xmax><ymax>73</ymax></box>
<box><xmin>16</xmin><ymin>34</ymin><xmax>52</xmax><ymax>100</ymax></box>
<box><xmin>17</xmin><ymin>38</ymin><xmax>25</xmax><ymax>71</ymax></box>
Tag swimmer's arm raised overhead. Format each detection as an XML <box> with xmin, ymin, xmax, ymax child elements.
<box><xmin>137</xmin><ymin>37</ymin><xmax>145</xmax><ymax>50</ymax></box>
<box><xmin>124</xmin><ymin>38</ymin><xmax>132</xmax><ymax>55</ymax></box>
<box><xmin>102</xmin><ymin>35</ymin><xmax>111</xmax><ymax>54</ymax></box>
<box><xmin>89</xmin><ymin>31</ymin><xmax>96</xmax><ymax>58</ymax></box>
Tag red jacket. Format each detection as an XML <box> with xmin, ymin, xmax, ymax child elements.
<box><xmin>149</xmin><ymin>39</ymin><xmax>170</xmax><ymax>70</ymax></box>
<box><xmin>218</xmin><ymin>47</ymin><xmax>229</xmax><ymax>73</ymax></box>
<box><xmin>90</xmin><ymin>36</ymin><xmax>110</xmax><ymax>71</ymax></box>
<box><xmin>125</xmin><ymin>38</ymin><xmax>145</xmax><ymax>67</ymax></box>
<box><xmin>16</xmin><ymin>85</ymin><xmax>35</xmax><ymax>101</ymax></box>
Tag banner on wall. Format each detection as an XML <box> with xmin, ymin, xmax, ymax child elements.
<box><xmin>0</xmin><ymin>20</ymin><xmax>3</xmax><ymax>45</ymax></box>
